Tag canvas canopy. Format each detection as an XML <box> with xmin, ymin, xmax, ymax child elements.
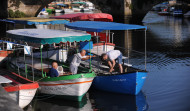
<box><xmin>50</xmin><ymin>13</ymin><xmax>113</xmax><ymax>22</ymax></box>
<box><xmin>65</xmin><ymin>21</ymin><xmax>147</xmax><ymax>32</ymax></box>
<box><xmin>7</xmin><ymin>29</ymin><xmax>91</xmax><ymax>44</ymax></box>
<box><xmin>6</xmin><ymin>18</ymin><xmax>69</xmax><ymax>25</ymax></box>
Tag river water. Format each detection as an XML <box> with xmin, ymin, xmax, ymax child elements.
<box><xmin>22</xmin><ymin>11</ymin><xmax>190</xmax><ymax>111</ymax></box>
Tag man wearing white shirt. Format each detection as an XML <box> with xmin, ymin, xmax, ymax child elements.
<box><xmin>102</xmin><ymin>50</ymin><xmax>123</xmax><ymax>73</ymax></box>
<box><xmin>70</xmin><ymin>50</ymin><xmax>95</xmax><ymax>74</ymax></box>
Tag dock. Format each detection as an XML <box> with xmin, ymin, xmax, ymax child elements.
<box><xmin>0</xmin><ymin>86</ymin><xmax>23</xmax><ymax>111</ymax></box>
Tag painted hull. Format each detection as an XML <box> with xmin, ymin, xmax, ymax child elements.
<box><xmin>92</xmin><ymin>72</ymin><xmax>147</xmax><ymax>95</ymax></box>
<box><xmin>0</xmin><ymin>50</ymin><xmax>12</xmax><ymax>64</ymax></box>
<box><xmin>2</xmin><ymin>72</ymin><xmax>39</xmax><ymax>108</ymax></box>
<box><xmin>39</xmin><ymin>75</ymin><xmax>95</xmax><ymax>101</ymax></box>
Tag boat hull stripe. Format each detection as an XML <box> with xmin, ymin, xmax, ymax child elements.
<box><xmin>39</xmin><ymin>80</ymin><xmax>93</xmax><ymax>86</ymax></box>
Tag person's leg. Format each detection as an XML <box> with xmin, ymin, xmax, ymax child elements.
<box><xmin>118</xmin><ymin>54</ymin><xmax>123</xmax><ymax>73</ymax></box>
<box><xmin>70</xmin><ymin>64</ymin><xmax>77</xmax><ymax>74</ymax></box>
<box><xmin>118</xmin><ymin>64</ymin><xmax>123</xmax><ymax>73</ymax></box>
<box><xmin>74</xmin><ymin>66</ymin><xmax>78</xmax><ymax>74</ymax></box>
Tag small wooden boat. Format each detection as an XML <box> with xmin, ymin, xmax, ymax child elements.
<box><xmin>6</xmin><ymin>29</ymin><xmax>96</xmax><ymax>101</ymax></box>
<box><xmin>0</xmin><ymin>70</ymin><xmax>39</xmax><ymax>108</ymax></box>
<box><xmin>65</xmin><ymin>21</ymin><xmax>148</xmax><ymax>95</ymax></box>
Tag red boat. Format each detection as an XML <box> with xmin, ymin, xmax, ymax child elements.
<box><xmin>0</xmin><ymin>70</ymin><xmax>39</xmax><ymax>108</ymax></box>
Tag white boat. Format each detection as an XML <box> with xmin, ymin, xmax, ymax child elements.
<box><xmin>55</xmin><ymin>9</ymin><xmax>65</xmax><ymax>13</ymax></box>
<box><xmin>6</xmin><ymin>29</ymin><xmax>96</xmax><ymax>101</ymax></box>
<box><xmin>64</xmin><ymin>9</ymin><xmax>74</xmax><ymax>13</ymax></box>
<box><xmin>0</xmin><ymin>72</ymin><xmax>39</xmax><ymax>108</ymax></box>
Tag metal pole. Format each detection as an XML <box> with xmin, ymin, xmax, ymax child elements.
<box><xmin>109</xmin><ymin>30</ymin><xmax>110</xmax><ymax>43</ymax></box>
<box><xmin>24</xmin><ymin>48</ymin><xmax>27</xmax><ymax>78</ymax></box>
<box><xmin>40</xmin><ymin>45</ymin><xmax>44</xmax><ymax>77</ymax></box>
<box><xmin>127</xmin><ymin>30</ymin><xmax>129</xmax><ymax>64</ymax></box>
<box><xmin>97</xmin><ymin>32</ymin><xmax>100</xmax><ymax>73</ymax></box>
<box><xmin>32</xmin><ymin>47</ymin><xmax>34</xmax><ymax>81</ymax></box>
<box><xmin>106</xmin><ymin>30</ymin><xmax>108</xmax><ymax>52</ymax></box>
<box><xmin>89</xmin><ymin>41</ymin><xmax>92</xmax><ymax>71</ymax></box>
<box><xmin>145</xmin><ymin>29</ymin><xmax>147</xmax><ymax>71</ymax></box>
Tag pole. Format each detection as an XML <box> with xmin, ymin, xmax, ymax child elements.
<box><xmin>89</xmin><ymin>41</ymin><xmax>92</xmax><ymax>71</ymax></box>
<box><xmin>40</xmin><ymin>45</ymin><xmax>44</xmax><ymax>77</ymax></box>
<box><xmin>32</xmin><ymin>47</ymin><xmax>34</xmax><ymax>81</ymax></box>
<box><xmin>97</xmin><ymin>32</ymin><xmax>100</xmax><ymax>73</ymax></box>
<box><xmin>127</xmin><ymin>30</ymin><xmax>129</xmax><ymax>64</ymax></box>
<box><xmin>106</xmin><ymin>30</ymin><xmax>108</xmax><ymax>52</ymax></box>
<box><xmin>24</xmin><ymin>48</ymin><xmax>27</xmax><ymax>78</ymax></box>
<box><xmin>145</xmin><ymin>30</ymin><xmax>147</xmax><ymax>71</ymax></box>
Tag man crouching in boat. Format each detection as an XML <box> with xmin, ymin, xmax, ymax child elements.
<box><xmin>70</xmin><ymin>50</ymin><xmax>95</xmax><ymax>74</ymax></box>
<box><xmin>101</xmin><ymin>50</ymin><xmax>123</xmax><ymax>73</ymax></box>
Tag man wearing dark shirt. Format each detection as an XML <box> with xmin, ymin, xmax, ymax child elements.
<box><xmin>48</xmin><ymin>62</ymin><xmax>59</xmax><ymax>77</ymax></box>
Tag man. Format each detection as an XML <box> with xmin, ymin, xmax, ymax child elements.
<box><xmin>101</xmin><ymin>50</ymin><xmax>123</xmax><ymax>73</ymax></box>
<box><xmin>48</xmin><ymin>62</ymin><xmax>59</xmax><ymax>77</ymax></box>
<box><xmin>70</xmin><ymin>50</ymin><xmax>95</xmax><ymax>74</ymax></box>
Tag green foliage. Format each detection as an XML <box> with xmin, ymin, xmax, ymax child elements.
<box><xmin>8</xmin><ymin>9</ymin><xmax>26</xmax><ymax>18</ymax></box>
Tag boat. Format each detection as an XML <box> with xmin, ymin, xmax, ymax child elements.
<box><xmin>50</xmin><ymin>13</ymin><xmax>113</xmax><ymax>22</ymax></box>
<box><xmin>89</xmin><ymin>89</ymin><xmax>149</xmax><ymax>111</ymax></box>
<box><xmin>158</xmin><ymin>9</ymin><xmax>169</xmax><ymax>16</ymax></box>
<box><xmin>184</xmin><ymin>11</ymin><xmax>190</xmax><ymax>18</ymax></box>
<box><xmin>0</xmin><ymin>70</ymin><xmax>39</xmax><ymax>108</ymax></box>
<box><xmin>71</xmin><ymin>2</ymin><xmax>92</xmax><ymax>12</ymax></box>
<box><xmin>65</xmin><ymin>21</ymin><xmax>148</xmax><ymax>95</ymax></box>
<box><xmin>5</xmin><ymin>17</ymin><xmax>69</xmax><ymax>30</ymax></box>
<box><xmin>0</xmin><ymin>41</ymin><xmax>13</xmax><ymax>65</ymax></box>
<box><xmin>51</xmin><ymin>13</ymin><xmax>115</xmax><ymax>52</ymax></box>
<box><xmin>172</xmin><ymin>9</ymin><xmax>183</xmax><ymax>17</ymax></box>
<box><xmin>6</xmin><ymin>29</ymin><xmax>96</xmax><ymax>101</ymax></box>
<box><xmin>39</xmin><ymin>8</ymin><xmax>48</xmax><ymax>15</ymax></box>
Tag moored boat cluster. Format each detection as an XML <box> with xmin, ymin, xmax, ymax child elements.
<box><xmin>0</xmin><ymin>12</ymin><xmax>148</xmax><ymax>109</ymax></box>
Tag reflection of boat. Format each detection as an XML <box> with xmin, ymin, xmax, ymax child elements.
<box><xmin>184</xmin><ymin>11</ymin><xmax>190</xmax><ymax>18</ymax></box>
<box><xmin>89</xmin><ymin>89</ymin><xmax>148</xmax><ymax>111</ymax></box>
<box><xmin>32</xmin><ymin>94</ymin><xmax>93</xmax><ymax>111</ymax></box>
<box><xmin>158</xmin><ymin>11</ymin><xmax>169</xmax><ymax>16</ymax></box>
<box><xmin>172</xmin><ymin>10</ymin><xmax>183</xmax><ymax>17</ymax></box>
<box><xmin>6</xmin><ymin>29</ymin><xmax>96</xmax><ymax>101</ymax></box>
<box><xmin>0</xmin><ymin>70</ymin><xmax>39</xmax><ymax>108</ymax></box>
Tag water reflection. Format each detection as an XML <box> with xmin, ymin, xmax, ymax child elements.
<box><xmin>31</xmin><ymin>94</ymin><xmax>93</xmax><ymax>111</ymax></box>
<box><xmin>89</xmin><ymin>89</ymin><xmax>148</xmax><ymax>111</ymax></box>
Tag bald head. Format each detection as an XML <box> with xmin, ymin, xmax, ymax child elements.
<box><xmin>80</xmin><ymin>50</ymin><xmax>86</xmax><ymax>56</ymax></box>
<box><xmin>52</xmin><ymin>62</ymin><xmax>58</xmax><ymax>69</ymax></box>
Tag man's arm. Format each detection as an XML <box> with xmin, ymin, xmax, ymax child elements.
<box><xmin>81</xmin><ymin>55</ymin><xmax>96</xmax><ymax>60</ymax></box>
<box><xmin>109</xmin><ymin>60</ymin><xmax>115</xmax><ymax>72</ymax></box>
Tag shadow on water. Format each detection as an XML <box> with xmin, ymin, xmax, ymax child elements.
<box><xmin>89</xmin><ymin>89</ymin><xmax>149</xmax><ymax>111</ymax></box>
<box><xmin>28</xmin><ymin>94</ymin><xmax>93</xmax><ymax>111</ymax></box>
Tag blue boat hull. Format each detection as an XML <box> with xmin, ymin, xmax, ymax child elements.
<box><xmin>92</xmin><ymin>71</ymin><xmax>147</xmax><ymax>95</ymax></box>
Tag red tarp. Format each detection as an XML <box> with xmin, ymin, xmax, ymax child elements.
<box><xmin>50</xmin><ymin>13</ymin><xmax>113</xmax><ymax>22</ymax></box>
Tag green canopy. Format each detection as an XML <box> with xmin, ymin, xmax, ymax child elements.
<box><xmin>6</xmin><ymin>29</ymin><xmax>91</xmax><ymax>44</ymax></box>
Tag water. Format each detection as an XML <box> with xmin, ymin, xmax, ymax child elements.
<box><xmin>10</xmin><ymin>12</ymin><xmax>190</xmax><ymax>111</ymax></box>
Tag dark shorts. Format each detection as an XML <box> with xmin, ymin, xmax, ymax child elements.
<box><xmin>117</xmin><ymin>53</ymin><xmax>123</xmax><ymax>64</ymax></box>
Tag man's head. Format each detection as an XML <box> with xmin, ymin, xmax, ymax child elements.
<box><xmin>52</xmin><ymin>62</ymin><xmax>58</xmax><ymax>69</ymax></box>
<box><xmin>80</xmin><ymin>50</ymin><xmax>86</xmax><ymax>56</ymax></box>
<box><xmin>101</xmin><ymin>53</ymin><xmax>108</xmax><ymax>60</ymax></box>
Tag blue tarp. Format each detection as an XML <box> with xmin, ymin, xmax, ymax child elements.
<box><xmin>5</xmin><ymin>19</ymin><xmax>69</xmax><ymax>25</ymax></box>
<box><xmin>65</xmin><ymin>21</ymin><xmax>147</xmax><ymax>32</ymax></box>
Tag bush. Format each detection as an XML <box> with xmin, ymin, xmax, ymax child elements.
<box><xmin>8</xmin><ymin>9</ymin><xmax>26</xmax><ymax>18</ymax></box>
